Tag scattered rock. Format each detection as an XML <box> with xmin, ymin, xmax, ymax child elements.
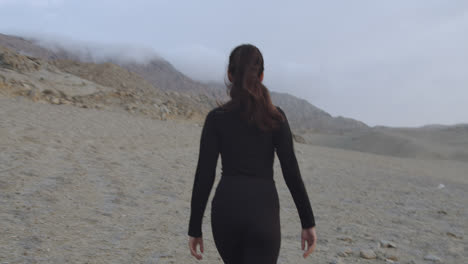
<box><xmin>27</xmin><ymin>89</ymin><xmax>41</xmax><ymax>102</ymax></box>
<box><xmin>153</xmin><ymin>98</ymin><xmax>163</xmax><ymax>105</ymax></box>
<box><xmin>446</xmin><ymin>231</ymin><xmax>462</xmax><ymax>239</ymax></box>
<box><xmin>385</xmin><ymin>255</ymin><xmax>399</xmax><ymax>261</ymax></box>
<box><xmin>51</xmin><ymin>97</ymin><xmax>60</xmax><ymax>104</ymax></box>
<box><xmin>60</xmin><ymin>98</ymin><xmax>71</xmax><ymax>105</ymax></box>
<box><xmin>0</xmin><ymin>46</ymin><xmax>41</xmax><ymax>72</ymax></box>
<box><xmin>360</xmin><ymin>249</ymin><xmax>377</xmax><ymax>259</ymax></box>
<box><xmin>293</xmin><ymin>133</ymin><xmax>306</xmax><ymax>144</ymax></box>
<box><xmin>424</xmin><ymin>254</ymin><xmax>441</xmax><ymax>262</ymax></box>
<box><xmin>337</xmin><ymin>236</ymin><xmax>353</xmax><ymax>243</ymax></box>
<box><xmin>160</xmin><ymin>105</ymin><xmax>170</xmax><ymax>114</ymax></box>
<box><xmin>329</xmin><ymin>258</ymin><xmax>344</xmax><ymax>264</ymax></box>
<box><xmin>380</xmin><ymin>239</ymin><xmax>397</xmax><ymax>248</ymax></box>
<box><xmin>125</xmin><ymin>104</ymin><xmax>137</xmax><ymax>111</ymax></box>
<box><xmin>337</xmin><ymin>247</ymin><xmax>353</xmax><ymax>257</ymax></box>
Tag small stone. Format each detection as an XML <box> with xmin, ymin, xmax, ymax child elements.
<box><xmin>42</xmin><ymin>89</ymin><xmax>54</xmax><ymax>95</ymax></box>
<box><xmin>424</xmin><ymin>254</ymin><xmax>441</xmax><ymax>262</ymax></box>
<box><xmin>380</xmin><ymin>239</ymin><xmax>397</xmax><ymax>248</ymax></box>
<box><xmin>360</xmin><ymin>249</ymin><xmax>377</xmax><ymax>259</ymax></box>
<box><xmin>160</xmin><ymin>105</ymin><xmax>170</xmax><ymax>114</ymax></box>
<box><xmin>446</xmin><ymin>231</ymin><xmax>462</xmax><ymax>239</ymax></box>
<box><xmin>337</xmin><ymin>247</ymin><xmax>353</xmax><ymax>257</ymax></box>
<box><xmin>61</xmin><ymin>98</ymin><xmax>72</xmax><ymax>105</ymax></box>
<box><xmin>51</xmin><ymin>97</ymin><xmax>60</xmax><ymax>104</ymax></box>
<box><xmin>337</xmin><ymin>236</ymin><xmax>353</xmax><ymax>243</ymax></box>
<box><xmin>329</xmin><ymin>258</ymin><xmax>344</xmax><ymax>264</ymax></box>
<box><xmin>29</xmin><ymin>92</ymin><xmax>41</xmax><ymax>102</ymax></box>
<box><xmin>293</xmin><ymin>133</ymin><xmax>306</xmax><ymax>144</ymax></box>
<box><xmin>153</xmin><ymin>98</ymin><xmax>163</xmax><ymax>105</ymax></box>
<box><xmin>386</xmin><ymin>255</ymin><xmax>399</xmax><ymax>261</ymax></box>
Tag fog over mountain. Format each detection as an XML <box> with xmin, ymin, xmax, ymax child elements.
<box><xmin>3</xmin><ymin>32</ymin><xmax>468</xmax><ymax>162</ymax></box>
<box><xmin>1</xmin><ymin>0</ymin><xmax>467</xmax><ymax>127</ymax></box>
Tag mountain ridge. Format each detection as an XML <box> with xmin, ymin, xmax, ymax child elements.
<box><xmin>2</xmin><ymin>32</ymin><xmax>467</xmax><ymax>162</ymax></box>
<box><xmin>0</xmin><ymin>32</ymin><xmax>368</xmax><ymax>133</ymax></box>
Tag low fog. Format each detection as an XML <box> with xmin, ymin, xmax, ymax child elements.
<box><xmin>1</xmin><ymin>0</ymin><xmax>467</xmax><ymax>127</ymax></box>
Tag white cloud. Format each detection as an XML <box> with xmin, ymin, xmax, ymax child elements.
<box><xmin>0</xmin><ymin>0</ymin><xmax>64</xmax><ymax>7</ymax></box>
<box><xmin>0</xmin><ymin>0</ymin><xmax>467</xmax><ymax>126</ymax></box>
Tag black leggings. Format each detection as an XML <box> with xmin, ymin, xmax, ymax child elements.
<box><xmin>211</xmin><ymin>175</ymin><xmax>281</xmax><ymax>264</ymax></box>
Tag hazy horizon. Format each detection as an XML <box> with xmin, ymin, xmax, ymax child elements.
<box><xmin>1</xmin><ymin>0</ymin><xmax>467</xmax><ymax>127</ymax></box>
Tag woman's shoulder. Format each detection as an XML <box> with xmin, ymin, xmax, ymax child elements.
<box><xmin>208</xmin><ymin>106</ymin><xmax>226</xmax><ymax>116</ymax></box>
<box><xmin>213</xmin><ymin>106</ymin><xmax>225</xmax><ymax>113</ymax></box>
<box><xmin>205</xmin><ymin>107</ymin><xmax>226</xmax><ymax>122</ymax></box>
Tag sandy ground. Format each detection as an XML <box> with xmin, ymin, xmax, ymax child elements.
<box><xmin>0</xmin><ymin>96</ymin><xmax>467</xmax><ymax>264</ymax></box>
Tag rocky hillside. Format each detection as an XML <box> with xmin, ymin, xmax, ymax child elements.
<box><xmin>3</xmin><ymin>33</ymin><xmax>467</xmax><ymax>163</ymax></box>
<box><xmin>0</xmin><ymin>46</ymin><xmax>215</xmax><ymax>122</ymax></box>
<box><xmin>269</xmin><ymin>91</ymin><xmax>368</xmax><ymax>133</ymax></box>
<box><xmin>0</xmin><ymin>33</ymin><xmax>368</xmax><ymax>133</ymax></box>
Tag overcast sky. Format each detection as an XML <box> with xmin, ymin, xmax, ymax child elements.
<box><xmin>1</xmin><ymin>0</ymin><xmax>467</xmax><ymax>127</ymax></box>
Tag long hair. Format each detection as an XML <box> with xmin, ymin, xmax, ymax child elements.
<box><xmin>216</xmin><ymin>44</ymin><xmax>285</xmax><ymax>132</ymax></box>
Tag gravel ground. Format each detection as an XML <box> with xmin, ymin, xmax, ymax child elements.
<box><xmin>1</xmin><ymin>96</ymin><xmax>466</xmax><ymax>264</ymax></box>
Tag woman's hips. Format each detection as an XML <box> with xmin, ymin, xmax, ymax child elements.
<box><xmin>211</xmin><ymin>174</ymin><xmax>280</xmax><ymax>218</ymax></box>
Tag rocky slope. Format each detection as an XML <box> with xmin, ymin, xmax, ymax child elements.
<box><xmin>0</xmin><ymin>46</ymin><xmax>213</xmax><ymax>122</ymax></box>
<box><xmin>0</xmin><ymin>33</ymin><xmax>367</xmax><ymax>133</ymax></box>
<box><xmin>2</xmin><ymin>33</ymin><xmax>467</xmax><ymax>163</ymax></box>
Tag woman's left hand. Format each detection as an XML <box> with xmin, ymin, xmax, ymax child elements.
<box><xmin>189</xmin><ymin>236</ymin><xmax>204</xmax><ymax>260</ymax></box>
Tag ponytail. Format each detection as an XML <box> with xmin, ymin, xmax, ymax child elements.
<box><xmin>218</xmin><ymin>44</ymin><xmax>284</xmax><ymax>131</ymax></box>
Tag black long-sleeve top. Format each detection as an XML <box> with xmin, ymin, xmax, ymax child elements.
<box><xmin>188</xmin><ymin>105</ymin><xmax>316</xmax><ymax>238</ymax></box>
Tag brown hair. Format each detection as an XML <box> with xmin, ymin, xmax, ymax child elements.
<box><xmin>217</xmin><ymin>44</ymin><xmax>285</xmax><ymax>132</ymax></box>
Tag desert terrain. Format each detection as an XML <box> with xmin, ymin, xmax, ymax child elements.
<box><xmin>1</xmin><ymin>35</ymin><xmax>467</xmax><ymax>263</ymax></box>
<box><xmin>1</xmin><ymin>96</ymin><xmax>466</xmax><ymax>263</ymax></box>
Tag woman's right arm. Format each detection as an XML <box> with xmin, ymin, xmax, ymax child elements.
<box><xmin>273</xmin><ymin>106</ymin><xmax>316</xmax><ymax>229</ymax></box>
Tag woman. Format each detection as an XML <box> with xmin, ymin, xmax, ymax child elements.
<box><xmin>188</xmin><ymin>44</ymin><xmax>317</xmax><ymax>263</ymax></box>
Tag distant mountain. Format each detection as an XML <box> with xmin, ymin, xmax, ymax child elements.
<box><xmin>0</xmin><ymin>32</ymin><xmax>368</xmax><ymax>133</ymax></box>
<box><xmin>269</xmin><ymin>91</ymin><xmax>368</xmax><ymax>133</ymax></box>
<box><xmin>2</xmin><ymin>33</ymin><xmax>468</xmax><ymax>162</ymax></box>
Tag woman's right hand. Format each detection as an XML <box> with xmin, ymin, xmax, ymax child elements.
<box><xmin>301</xmin><ymin>226</ymin><xmax>317</xmax><ymax>258</ymax></box>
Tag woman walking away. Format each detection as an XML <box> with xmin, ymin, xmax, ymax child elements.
<box><xmin>187</xmin><ymin>44</ymin><xmax>317</xmax><ymax>263</ymax></box>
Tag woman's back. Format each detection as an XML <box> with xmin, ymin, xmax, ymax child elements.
<box><xmin>215</xmin><ymin>105</ymin><xmax>276</xmax><ymax>180</ymax></box>
<box><xmin>188</xmin><ymin>105</ymin><xmax>315</xmax><ymax>231</ymax></box>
